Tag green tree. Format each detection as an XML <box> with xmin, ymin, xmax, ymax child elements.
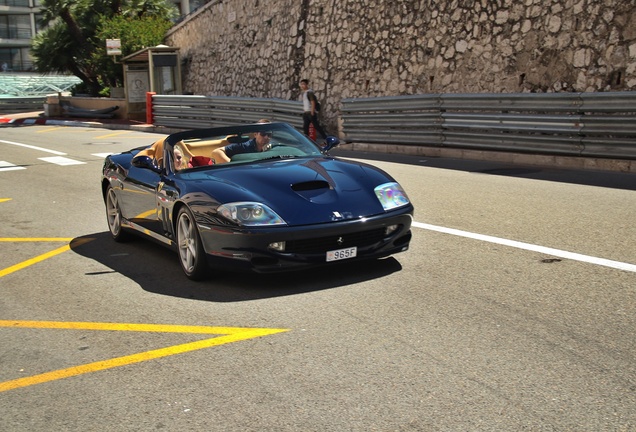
<box><xmin>31</xmin><ymin>0</ymin><xmax>177</xmax><ymax>96</ymax></box>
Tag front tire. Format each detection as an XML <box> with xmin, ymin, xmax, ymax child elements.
<box><xmin>176</xmin><ymin>206</ymin><xmax>208</xmax><ymax>281</ymax></box>
<box><xmin>105</xmin><ymin>185</ymin><xmax>131</xmax><ymax>242</ymax></box>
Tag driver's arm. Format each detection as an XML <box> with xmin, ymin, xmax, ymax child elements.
<box><xmin>211</xmin><ymin>147</ymin><xmax>230</xmax><ymax>164</ymax></box>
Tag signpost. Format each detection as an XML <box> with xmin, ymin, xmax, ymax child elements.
<box><xmin>106</xmin><ymin>39</ymin><xmax>122</xmax><ymax>56</ymax></box>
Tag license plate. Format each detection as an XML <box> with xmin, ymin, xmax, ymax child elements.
<box><xmin>326</xmin><ymin>246</ymin><xmax>357</xmax><ymax>262</ymax></box>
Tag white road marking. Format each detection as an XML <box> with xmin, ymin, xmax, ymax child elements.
<box><xmin>413</xmin><ymin>222</ymin><xmax>636</xmax><ymax>273</ymax></box>
<box><xmin>0</xmin><ymin>161</ymin><xmax>26</xmax><ymax>171</ymax></box>
<box><xmin>38</xmin><ymin>156</ymin><xmax>86</xmax><ymax>166</ymax></box>
<box><xmin>92</xmin><ymin>152</ymin><xmax>114</xmax><ymax>158</ymax></box>
<box><xmin>0</xmin><ymin>139</ymin><xmax>66</xmax><ymax>155</ymax></box>
<box><xmin>3</xmin><ymin>135</ymin><xmax>633</xmax><ymax>273</ymax></box>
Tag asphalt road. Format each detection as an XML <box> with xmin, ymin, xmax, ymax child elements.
<box><xmin>1</xmin><ymin>125</ymin><xmax>635</xmax><ymax>431</ymax></box>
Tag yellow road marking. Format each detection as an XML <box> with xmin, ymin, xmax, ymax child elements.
<box><xmin>0</xmin><ymin>321</ymin><xmax>289</xmax><ymax>392</ymax></box>
<box><xmin>0</xmin><ymin>238</ymin><xmax>74</xmax><ymax>242</ymax></box>
<box><xmin>0</xmin><ymin>238</ymin><xmax>92</xmax><ymax>278</ymax></box>
<box><xmin>0</xmin><ymin>244</ymin><xmax>70</xmax><ymax>278</ymax></box>
<box><xmin>0</xmin><ymin>320</ymin><xmax>284</xmax><ymax>335</ymax></box>
<box><xmin>0</xmin><ymin>241</ymin><xmax>288</xmax><ymax>393</ymax></box>
<box><xmin>0</xmin><ymin>198</ymin><xmax>11</xmax><ymax>203</ymax></box>
<box><xmin>94</xmin><ymin>131</ymin><xmax>132</xmax><ymax>139</ymax></box>
<box><xmin>36</xmin><ymin>127</ymin><xmax>65</xmax><ymax>133</ymax></box>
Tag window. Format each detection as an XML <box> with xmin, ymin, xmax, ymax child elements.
<box><xmin>0</xmin><ymin>47</ymin><xmax>33</xmax><ymax>71</ymax></box>
<box><xmin>34</xmin><ymin>13</ymin><xmax>45</xmax><ymax>33</ymax></box>
<box><xmin>0</xmin><ymin>14</ymin><xmax>32</xmax><ymax>39</ymax></box>
<box><xmin>0</xmin><ymin>0</ymin><xmax>31</xmax><ymax>7</ymax></box>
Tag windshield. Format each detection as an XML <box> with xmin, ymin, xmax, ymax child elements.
<box><xmin>165</xmin><ymin>122</ymin><xmax>323</xmax><ymax>171</ymax></box>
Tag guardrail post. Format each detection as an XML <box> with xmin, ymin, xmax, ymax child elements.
<box><xmin>146</xmin><ymin>92</ymin><xmax>156</xmax><ymax>124</ymax></box>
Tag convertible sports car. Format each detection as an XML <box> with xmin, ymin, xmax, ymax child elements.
<box><xmin>101</xmin><ymin>122</ymin><xmax>413</xmax><ymax>280</ymax></box>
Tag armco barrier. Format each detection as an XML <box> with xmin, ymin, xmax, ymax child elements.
<box><xmin>0</xmin><ymin>96</ymin><xmax>46</xmax><ymax>114</ymax></box>
<box><xmin>148</xmin><ymin>92</ymin><xmax>636</xmax><ymax>160</ymax></box>
<box><xmin>151</xmin><ymin>95</ymin><xmax>303</xmax><ymax>130</ymax></box>
<box><xmin>341</xmin><ymin>92</ymin><xmax>636</xmax><ymax>160</ymax></box>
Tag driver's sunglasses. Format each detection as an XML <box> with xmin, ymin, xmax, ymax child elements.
<box><xmin>259</xmin><ymin>131</ymin><xmax>273</xmax><ymax>137</ymax></box>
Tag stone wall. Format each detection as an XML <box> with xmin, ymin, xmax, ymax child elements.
<box><xmin>166</xmin><ymin>0</ymin><xmax>636</xmax><ymax>129</ymax></box>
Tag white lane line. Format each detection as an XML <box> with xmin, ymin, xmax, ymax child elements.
<box><xmin>413</xmin><ymin>222</ymin><xmax>636</xmax><ymax>273</ymax></box>
<box><xmin>0</xmin><ymin>161</ymin><xmax>26</xmax><ymax>171</ymax></box>
<box><xmin>92</xmin><ymin>152</ymin><xmax>114</xmax><ymax>158</ymax></box>
<box><xmin>39</xmin><ymin>156</ymin><xmax>86</xmax><ymax>166</ymax></box>
<box><xmin>0</xmin><ymin>139</ymin><xmax>66</xmax><ymax>156</ymax></box>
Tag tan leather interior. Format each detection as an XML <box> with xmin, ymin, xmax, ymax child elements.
<box><xmin>137</xmin><ymin>136</ymin><xmax>232</xmax><ymax>169</ymax></box>
<box><xmin>181</xmin><ymin>138</ymin><xmax>229</xmax><ymax>158</ymax></box>
<box><xmin>136</xmin><ymin>138</ymin><xmax>165</xmax><ymax>166</ymax></box>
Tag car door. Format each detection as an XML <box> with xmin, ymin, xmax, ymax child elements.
<box><xmin>155</xmin><ymin>175</ymin><xmax>182</xmax><ymax>240</ymax></box>
<box><xmin>118</xmin><ymin>164</ymin><xmax>163</xmax><ymax>234</ymax></box>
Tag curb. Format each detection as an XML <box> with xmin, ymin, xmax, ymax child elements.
<box><xmin>344</xmin><ymin>142</ymin><xmax>636</xmax><ymax>174</ymax></box>
<box><xmin>1</xmin><ymin>116</ymin><xmax>123</xmax><ymax>128</ymax></box>
<box><xmin>2</xmin><ymin>117</ymin><xmax>67</xmax><ymax>126</ymax></box>
<box><xmin>0</xmin><ymin>115</ymin><xmax>165</xmax><ymax>133</ymax></box>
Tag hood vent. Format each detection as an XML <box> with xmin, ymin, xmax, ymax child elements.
<box><xmin>291</xmin><ymin>180</ymin><xmax>332</xmax><ymax>192</ymax></box>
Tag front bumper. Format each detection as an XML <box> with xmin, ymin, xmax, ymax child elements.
<box><xmin>197</xmin><ymin>208</ymin><xmax>413</xmax><ymax>273</ymax></box>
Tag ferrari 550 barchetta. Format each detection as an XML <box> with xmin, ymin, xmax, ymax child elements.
<box><xmin>101</xmin><ymin>122</ymin><xmax>413</xmax><ymax>280</ymax></box>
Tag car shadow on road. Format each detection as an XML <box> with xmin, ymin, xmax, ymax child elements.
<box><xmin>70</xmin><ymin>232</ymin><xmax>402</xmax><ymax>302</ymax></box>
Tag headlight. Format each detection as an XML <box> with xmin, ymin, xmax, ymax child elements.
<box><xmin>218</xmin><ymin>202</ymin><xmax>286</xmax><ymax>226</ymax></box>
<box><xmin>374</xmin><ymin>182</ymin><xmax>410</xmax><ymax>211</ymax></box>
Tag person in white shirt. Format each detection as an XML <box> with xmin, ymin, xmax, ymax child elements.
<box><xmin>299</xmin><ymin>79</ymin><xmax>328</xmax><ymax>141</ymax></box>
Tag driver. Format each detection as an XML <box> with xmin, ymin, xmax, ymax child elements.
<box><xmin>211</xmin><ymin>119</ymin><xmax>271</xmax><ymax>164</ymax></box>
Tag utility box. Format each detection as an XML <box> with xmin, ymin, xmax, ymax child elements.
<box><xmin>121</xmin><ymin>45</ymin><xmax>181</xmax><ymax>121</ymax></box>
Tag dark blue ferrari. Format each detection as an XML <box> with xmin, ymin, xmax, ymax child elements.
<box><xmin>101</xmin><ymin>122</ymin><xmax>413</xmax><ymax>280</ymax></box>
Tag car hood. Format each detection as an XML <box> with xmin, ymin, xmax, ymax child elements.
<box><xmin>182</xmin><ymin>157</ymin><xmax>395</xmax><ymax>225</ymax></box>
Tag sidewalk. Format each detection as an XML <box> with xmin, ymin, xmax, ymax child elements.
<box><xmin>0</xmin><ymin>111</ymin><xmax>165</xmax><ymax>133</ymax></box>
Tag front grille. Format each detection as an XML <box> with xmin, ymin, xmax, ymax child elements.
<box><xmin>285</xmin><ymin>227</ymin><xmax>387</xmax><ymax>254</ymax></box>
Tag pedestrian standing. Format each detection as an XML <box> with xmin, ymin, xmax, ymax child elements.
<box><xmin>299</xmin><ymin>79</ymin><xmax>328</xmax><ymax>141</ymax></box>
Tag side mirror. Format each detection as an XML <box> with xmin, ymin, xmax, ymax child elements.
<box><xmin>322</xmin><ymin>135</ymin><xmax>340</xmax><ymax>152</ymax></box>
<box><xmin>132</xmin><ymin>155</ymin><xmax>161</xmax><ymax>173</ymax></box>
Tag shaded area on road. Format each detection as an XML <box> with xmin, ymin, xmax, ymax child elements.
<box><xmin>332</xmin><ymin>149</ymin><xmax>636</xmax><ymax>191</ymax></box>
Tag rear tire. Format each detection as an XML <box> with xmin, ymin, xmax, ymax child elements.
<box><xmin>105</xmin><ymin>185</ymin><xmax>131</xmax><ymax>242</ymax></box>
<box><xmin>176</xmin><ymin>206</ymin><xmax>208</xmax><ymax>280</ymax></box>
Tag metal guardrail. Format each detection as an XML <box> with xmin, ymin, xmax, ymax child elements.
<box><xmin>150</xmin><ymin>92</ymin><xmax>636</xmax><ymax>160</ymax></box>
<box><xmin>341</xmin><ymin>92</ymin><xmax>636</xmax><ymax>159</ymax></box>
<box><xmin>152</xmin><ymin>95</ymin><xmax>303</xmax><ymax>130</ymax></box>
<box><xmin>0</xmin><ymin>96</ymin><xmax>46</xmax><ymax>114</ymax></box>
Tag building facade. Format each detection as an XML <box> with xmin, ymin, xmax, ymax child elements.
<box><xmin>0</xmin><ymin>0</ymin><xmax>41</xmax><ymax>71</ymax></box>
<box><xmin>0</xmin><ymin>0</ymin><xmax>200</xmax><ymax>73</ymax></box>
